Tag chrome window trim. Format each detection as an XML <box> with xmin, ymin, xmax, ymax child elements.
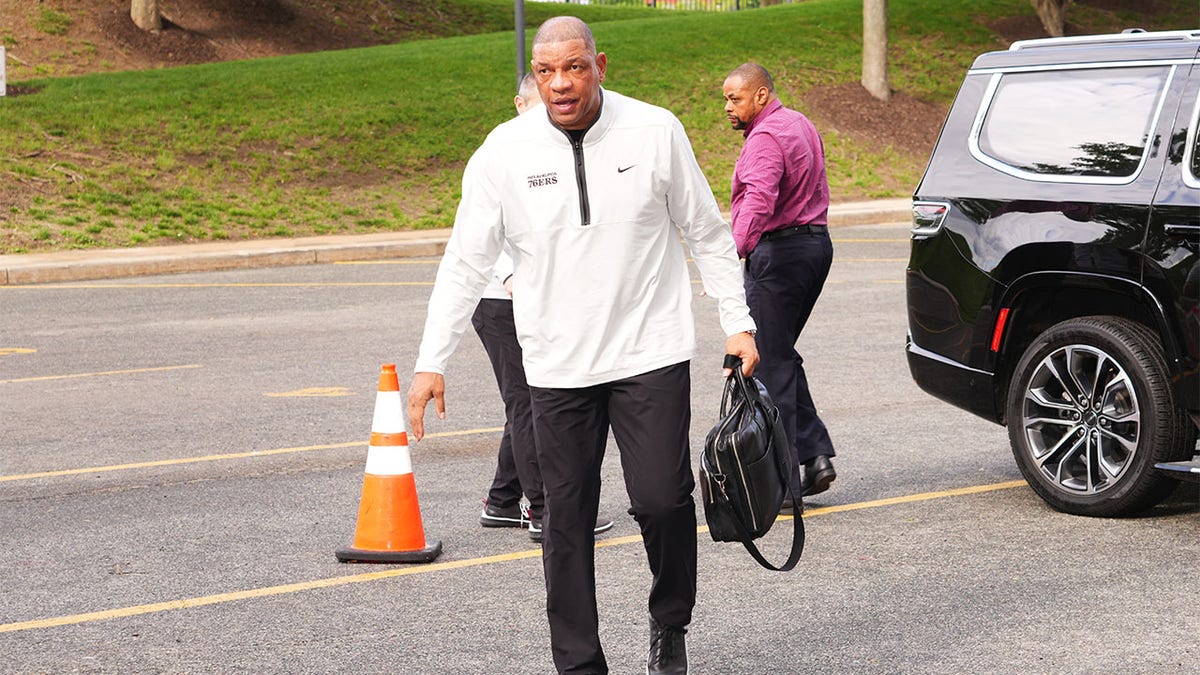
<box><xmin>1183</xmin><ymin>86</ymin><xmax>1200</xmax><ymax>189</ymax></box>
<box><xmin>967</xmin><ymin>65</ymin><xmax>1176</xmax><ymax>186</ymax></box>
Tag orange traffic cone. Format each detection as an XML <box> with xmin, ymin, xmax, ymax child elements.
<box><xmin>336</xmin><ymin>364</ymin><xmax>442</xmax><ymax>564</ymax></box>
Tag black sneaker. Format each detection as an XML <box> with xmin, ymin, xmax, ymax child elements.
<box><xmin>479</xmin><ymin>500</ymin><xmax>529</xmax><ymax>528</ymax></box>
<box><xmin>528</xmin><ymin>516</ymin><xmax>615</xmax><ymax>543</ymax></box>
<box><xmin>647</xmin><ymin>616</ymin><xmax>687</xmax><ymax>675</ymax></box>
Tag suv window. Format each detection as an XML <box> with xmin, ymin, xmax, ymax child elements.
<box><xmin>972</xmin><ymin>66</ymin><xmax>1172</xmax><ymax>181</ymax></box>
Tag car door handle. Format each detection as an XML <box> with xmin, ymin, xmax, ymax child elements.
<box><xmin>1164</xmin><ymin>223</ymin><xmax>1199</xmax><ymax>235</ymax></box>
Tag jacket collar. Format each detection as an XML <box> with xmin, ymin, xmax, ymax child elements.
<box><xmin>544</xmin><ymin>87</ymin><xmax>612</xmax><ymax>145</ymax></box>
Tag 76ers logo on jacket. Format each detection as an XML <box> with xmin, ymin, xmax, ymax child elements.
<box><xmin>527</xmin><ymin>172</ymin><xmax>558</xmax><ymax>188</ymax></box>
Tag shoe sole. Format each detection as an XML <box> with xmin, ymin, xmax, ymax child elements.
<box><xmin>479</xmin><ymin>513</ymin><xmax>527</xmax><ymax>528</ymax></box>
<box><xmin>802</xmin><ymin>469</ymin><xmax>836</xmax><ymax>497</ymax></box>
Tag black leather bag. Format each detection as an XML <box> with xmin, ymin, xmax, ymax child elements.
<box><xmin>699</xmin><ymin>355</ymin><xmax>804</xmax><ymax>571</ymax></box>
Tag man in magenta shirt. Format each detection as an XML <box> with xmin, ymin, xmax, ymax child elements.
<box><xmin>723</xmin><ymin>62</ymin><xmax>837</xmax><ymax>507</ymax></box>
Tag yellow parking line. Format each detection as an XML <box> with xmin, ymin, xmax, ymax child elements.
<box><xmin>799</xmin><ymin>480</ymin><xmax>1027</xmax><ymax>516</ymax></box>
<box><xmin>0</xmin><ymin>479</ymin><xmax>1027</xmax><ymax>634</ymax></box>
<box><xmin>0</xmin><ymin>549</ymin><xmax>542</xmax><ymax>634</ymax></box>
<box><xmin>0</xmin><ymin>364</ymin><xmax>203</xmax><ymax>385</ymax></box>
<box><xmin>0</xmin><ymin>427</ymin><xmax>504</xmax><ymax>483</ymax></box>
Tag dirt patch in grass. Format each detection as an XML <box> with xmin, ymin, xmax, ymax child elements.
<box><xmin>802</xmin><ymin>83</ymin><xmax>947</xmax><ymax>162</ymax></box>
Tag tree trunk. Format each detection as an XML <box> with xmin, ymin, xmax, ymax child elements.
<box><xmin>1031</xmin><ymin>0</ymin><xmax>1072</xmax><ymax>38</ymax></box>
<box><xmin>862</xmin><ymin>0</ymin><xmax>889</xmax><ymax>102</ymax></box>
<box><xmin>131</xmin><ymin>0</ymin><xmax>163</xmax><ymax>32</ymax></box>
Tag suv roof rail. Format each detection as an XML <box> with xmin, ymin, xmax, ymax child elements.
<box><xmin>1009</xmin><ymin>29</ymin><xmax>1200</xmax><ymax>51</ymax></box>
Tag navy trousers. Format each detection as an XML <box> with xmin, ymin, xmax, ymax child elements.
<box><xmin>530</xmin><ymin>362</ymin><xmax>696</xmax><ymax>675</ymax></box>
<box><xmin>472</xmin><ymin>299</ymin><xmax>545</xmax><ymax>519</ymax></box>
<box><xmin>743</xmin><ymin>230</ymin><xmax>836</xmax><ymax>494</ymax></box>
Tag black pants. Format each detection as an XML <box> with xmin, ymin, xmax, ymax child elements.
<box><xmin>472</xmin><ymin>299</ymin><xmax>544</xmax><ymax>519</ymax></box>
<box><xmin>744</xmin><ymin>230</ymin><xmax>836</xmax><ymax>494</ymax></box>
<box><xmin>530</xmin><ymin>362</ymin><xmax>696</xmax><ymax>675</ymax></box>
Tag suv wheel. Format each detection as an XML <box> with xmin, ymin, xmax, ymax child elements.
<box><xmin>1006</xmin><ymin>316</ymin><xmax>1192</xmax><ymax>517</ymax></box>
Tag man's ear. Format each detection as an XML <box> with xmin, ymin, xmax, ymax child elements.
<box><xmin>596</xmin><ymin>52</ymin><xmax>608</xmax><ymax>83</ymax></box>
<box><xmin>756</xmin><ymin>86</ymin><xmax>770</xmax><ymax>106</ymax></box>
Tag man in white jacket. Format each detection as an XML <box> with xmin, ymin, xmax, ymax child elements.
<box><xmin>408</xmin><ymin>16</ymin><xmax>758</xmax><ymax>675</ymax></box>
<box><xmin>474</xmin><ymin>72</ymin><xmax>614</xmax><ymax>542</ymax></box>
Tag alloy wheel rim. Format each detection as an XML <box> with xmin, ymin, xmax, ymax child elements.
<box><xmin>1020</xmin><ymin>344</ymin><xmax>1141</xmax><ymax>495</ymax></box>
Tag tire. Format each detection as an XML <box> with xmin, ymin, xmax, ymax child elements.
<box><xmin>1006</xmin><ymin>316</ymin><xmax>1193</xmax><ymax>517</ymax></box>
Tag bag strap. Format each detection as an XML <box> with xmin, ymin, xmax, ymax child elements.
<box><xmin>713</xmin><ymin>480</ymin><xmax>806</xmax><ymax>571</ymax></box>
<box><xmin>716</xmin><ymin>355</ymin><xmax>806</xmax><ymax>571</ymax></box>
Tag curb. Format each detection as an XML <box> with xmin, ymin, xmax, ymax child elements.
<box><xmin>0</xmin><ymin>199</ymin><xmax>911</xmax><ymax>285</ymax></box>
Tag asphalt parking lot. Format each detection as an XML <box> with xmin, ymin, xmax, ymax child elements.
<box><xmin>2</xmin><ymin>219</ymin><xmax>1197</xmax><ymax>673</ymax></box>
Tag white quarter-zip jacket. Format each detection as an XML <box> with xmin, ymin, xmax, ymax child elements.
<box><xmin>415</xmin><ymin>88</ymin><xmax>755</xmax><ymax>388</ymax></box>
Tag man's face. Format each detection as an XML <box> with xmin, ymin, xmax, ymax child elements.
<box><xmin>723</xmin><ymin>75</ymin><xmax>766</xmax><ymax>131</ymax></box>
<box><xmin>531</xmin><ymin>39</ymin><xmax>607</xmax><ymax>130</ymax></box>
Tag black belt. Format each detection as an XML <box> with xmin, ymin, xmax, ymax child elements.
<box><xmin>760</xmin><ymin>224</ymin><xmax>827</xmax><ymax>241</ymax></box>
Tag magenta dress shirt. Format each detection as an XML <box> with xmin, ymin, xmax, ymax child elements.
<box><xmin>730</xmin><ymin>99</ymin><xmax>830</xmax><ymax>257</ymax></box>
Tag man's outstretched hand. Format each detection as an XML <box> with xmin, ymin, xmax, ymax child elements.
<box><xmin>407</xmin><ymin>372</ymin><xmax>446</xmax><ymax>441</ymax></box>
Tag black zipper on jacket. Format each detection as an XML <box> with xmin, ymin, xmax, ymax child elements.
<box><xmin>569</xmin><ymin>135</ymin><xmax>591</xmax><ymax>227</ymax></box>
<box><xmin>554</xmin><ymin>97</ymin><xmax>601</xmax><ymax>227</ymax></box>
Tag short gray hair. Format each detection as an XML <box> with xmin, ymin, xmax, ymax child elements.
<box><xmin>518</xmin><ymin>72</ymin><xmax>538</xmax><ymax>102</ymax></box>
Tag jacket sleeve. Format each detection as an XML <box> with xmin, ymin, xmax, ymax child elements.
<box><xmin>413</xmin><ymin>148</ymin><xmax>505</xmax><ymax>374</ymax></box>
<box><xmin>664</xmin><ymin>117</ymin><xmax>757</xmax><ymax>337</ymax></box>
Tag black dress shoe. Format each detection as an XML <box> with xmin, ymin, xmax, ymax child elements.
<box><xmin>647</xmin><ymin>616</ymin><xmax>687</xmax><ymax>675</ymax></box>
<box><xmin>799</xmin><ymin>455</ymin><xmax>836</xmax><ymax>497</ymax></box>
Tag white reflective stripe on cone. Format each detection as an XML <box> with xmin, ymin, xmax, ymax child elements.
<box><xmin>364</xmin><ymin>445</ymin><xmax>413</xmax><ymax>476</ymax></box>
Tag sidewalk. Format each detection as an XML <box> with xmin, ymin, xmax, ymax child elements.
<box><xmin>0</xmin><ymin>199</ymin><xmax>911</xmax><ymax>285</ymax></box>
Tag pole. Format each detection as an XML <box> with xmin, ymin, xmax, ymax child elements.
<box><xmin>515</xmin><ymin>0</ymin><xmax>526</xmax><ymax>88</ymax></box>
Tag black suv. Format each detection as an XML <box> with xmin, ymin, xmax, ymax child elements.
<box><xmin>907</xmin><ymin>30</ymin><xmax>1200</xmax><ymax>516</ymax></box>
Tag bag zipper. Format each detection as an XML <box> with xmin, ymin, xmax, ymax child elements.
<box><xmin>729</xmin><ymin>429</ymin><xmax>759</xmax><ymax>532</ymax></box>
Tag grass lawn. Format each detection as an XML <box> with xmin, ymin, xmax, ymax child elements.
<box><xmin>1</xmin><ymin>0</ymin><xmax>1194</xmax><ymax>253</ymax></box>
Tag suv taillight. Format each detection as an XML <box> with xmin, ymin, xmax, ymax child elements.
<box><xmin>911</xmin><ymin>201</ymin><xmax>949</xmax><ymax>238</ymax></box>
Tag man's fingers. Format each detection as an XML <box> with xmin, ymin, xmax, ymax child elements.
<box><xmin>407</xmin><ymin>394</ymin><xmax>428</xmax><ymax>441</ymax></box>
<box><xmin>406</xmin><ymin>372</ymin><xmax>447</xmax><ymax>442</ymax></box>
<box><xmin>433</xmin><ymin>389</ymin><xmax>446</xmax><ymax>420</ymax></box>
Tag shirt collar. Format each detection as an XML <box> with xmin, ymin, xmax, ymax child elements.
<box><xmin>743</xmin><ymin>98</ymin><xmax>783</xmax><ymax>138</ymax></box>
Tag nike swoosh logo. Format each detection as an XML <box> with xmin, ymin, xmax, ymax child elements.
<box><xmin>617</xmin><ymin>165</ymin><xmax>636</xmax><ymax>173</ymax></box>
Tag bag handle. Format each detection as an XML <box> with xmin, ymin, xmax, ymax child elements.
<box><xmin>722</xmin><ymin>354</ymin><xmax>762</xmax><ymax>400</ymax></box>
<box><xmin>715</xmin><ymin>354</ymin><xmax>806</xmax><ymax>572</ymax></box>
